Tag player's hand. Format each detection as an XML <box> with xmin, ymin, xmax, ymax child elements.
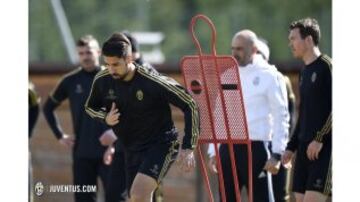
<box><xmin>264</xmin><ymin>157</ymin><xmax>281</xmax><ymax>174</ymax></box>
<box><xmin>103</xmin><ymin>145</ymin><xmax>115</xmax><ymax>165</ymax></box>
<box><xmin>177</xmin><ymin>149</ymin><xmax>195</xmax><ymax>172</ymax></box>
<box><xmin>281</xmin><ymin>150</ymin><xmax>294</xmax><ymax>168</ymax></box>
<box><xmin>307</xmin><ymin>140</ymin><xmax>323</xmax><ymax>161</ymax></box>
<box><xmin>99</xmin><ymin>129</ymin><xmax>117</xmax><ymax>146</ymax></box>
<box><xmin>59</xmin><ymin>134</ymin><xmax>75</xmax><ymax>148</ymax></box>
<box><xmin>105</xmin><ymin>102</ymin><xmax>120</xmax><ymax>126</ymax></box>
<box><xmin>208</xmin><ymin>156</ymin><xmax>218</xmax><ymax>173</ymax></box>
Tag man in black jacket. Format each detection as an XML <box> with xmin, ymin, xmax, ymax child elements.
<box><xmin>282</xmin><ymin>18</ymin><xmax>332</xmax><ymax>202</ymax></box>
<box><xmin>43</xmin><ymin>35</ymin><xmax>113</xmax><ymax>202</ymax></box>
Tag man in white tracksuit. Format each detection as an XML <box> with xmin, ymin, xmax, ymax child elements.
<box><xmin>257</xmin><ymin>38</ymin><xmax>296</xmax><ymax>202</ymax></box>
<box><xmin>208</xmin><ymin>30</ymin><xmax>290</xmax><ymax>202</ymax></box>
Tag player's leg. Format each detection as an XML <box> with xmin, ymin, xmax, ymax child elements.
<box><xmin>303</xmin><ymin>191</ymin><xmax>328</xmax><ymax>202</ymax></box>
<box><xmin>105</xmin><ymin>150</ymin><xmax>127</xmax><ymax>202</ymax></box>
<box><xmin>291</xmin><ymin>144</ymin><xmax>309</xmax><ymax>202</ymax></box>
<box><xmin>97</xmin><ymin>157</ymin><xmax>110</xmax><ymax>192</ymax></box>
<box><xmin>131</xmin><ymin>139</ymin><xmax>179</xmax><ymax>201</ymax></box>
<box><xmin>73</xmin><ymin>157</ymin><xmax>98</xmax><ymax>202</ymax></box>
<box><xmin>294</xmin><ymin>192</ymin><xmax>304</xmax><ymax>202</ymax></box>
<box><xmin>304</xmin><ymin>140</ymin><xmax>332</xmax><ymax>202</ymax></box>
<box><xmin>130</xmin><ymin>173</ymin><xmax>158</xmax><ymax>202</ymax></box>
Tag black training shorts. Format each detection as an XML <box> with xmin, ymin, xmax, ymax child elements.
<box><xmin>124</xmin><ymin>139</ymin><xmax>179</xmax><ymax>192</ymax></box>
<box><xmin>292</xmin><ymin>140</ymin><xmax>332</xmax><ymax>195</ymax></box>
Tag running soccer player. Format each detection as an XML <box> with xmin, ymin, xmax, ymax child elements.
<box><xmin>101</xmin><ymin>31</ymin><xmax>162</xmax><ymax>202</ymax></box>
<box><xmin>85</xmin><ymin>32</ymin><xmax>200</xmax><ymax>202</ymax></box>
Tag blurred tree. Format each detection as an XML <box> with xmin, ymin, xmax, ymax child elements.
<box><xmin>29</xmin><ymin>0</ymin><xmax>331</xmax><ymax>65</ymax></box>
<box><xmin>29</xmin><ymin>0</ymin><xmax>66</xmax><ymax>62</ymax></box>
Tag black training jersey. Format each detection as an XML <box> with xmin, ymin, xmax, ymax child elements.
<box><xmin>113</xmin><ymin>59</ymin><xmax>157</xmax><ymax>152</ymax></box>
<box><xmin>287</xmin><ymin>55</ymin><xmax>332</xmax><ymax>151</ymax></box>
<box><xmin>43</xmin><ymin>67</ymin><xmax>108</xmax><ymax>158</ymax></box>
<box><xmin>85</xmin><ymin>63</ymin><xmax>199</xmax><ymax>152</ymax></box>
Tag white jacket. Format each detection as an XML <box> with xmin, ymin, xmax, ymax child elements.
<box><xmin>208</xmin><ymin>55</ymin><xmax>289</xmax><ymax>156</ymax></box>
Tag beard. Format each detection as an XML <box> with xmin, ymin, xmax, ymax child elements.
<box><xmin>111</xmin><ymin>73</ymin><xmax>125</xmax><ymax>80</ymax></box>
<box><xmin>111</xmin><ymin>71</ymin><xmax>128</xmax><ymax>80</ymax></box>
<box><xmin>233</xmin><ymin>55</ymin><xmax>245</xmax><ymax>66</ymax></box>
<box><xmin>80</xmin><ymin>59</ymin><xmax>96</xmax><ymax>69</ymax></box>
